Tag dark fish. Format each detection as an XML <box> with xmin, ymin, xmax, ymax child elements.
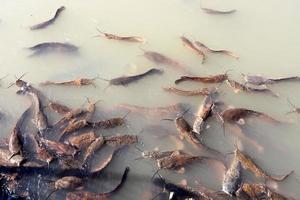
<box><xmin>222</xmin><ymin>152</ymin><xmax>242</xmax><ymax>196</ymax></box>
<box><xmin>94</xmin><ymin>29</ymin><xmax>145</xmax><ymax>42</ymax></box>
<box><xmin>201</xmin><ymin>7</ymin><xmax>237</xmax><ymax>15</ymax></box>
<box><xmin>152</xmin><ymin>176</ymin><xmax>200</xmax><ymax>200</ymax></box>
<box><xmin>98</xmin><ymin>68</ymin><xmax>163</xmax><ymax>87</ymax></box>
<box><xmin>194</xmin><ymin>41</ymin><xmax>238</xmax><ymax>59</ymax></box>
<box><xmin>30</xmin><ymin>6</ymin><xmax>65</xmax><ymax>30</ymax></box>
<box><xmin>175</xmin><ymin>73</ymin><xmax>228</xmax><ymax>84</ymax></box>
<box><xmin>65</xmin><ymin>167</ymin><xmax>130</xmax><ymax>200</ymax></box>
<box><xmin>28</xmin><ymin>42</ymin><xmax>78</xmax><ymax>56</ymax></box>
<box><xmin>180</xmin><ymin>36</ymin><xmax>205</xmax><ymax>63</ymax></box>
<box><xmin>8</xmin><ymin>106</ymin><xmax>31</xmax><ymax>158</ymax></box>
<box><xmin>163</xmin><ymin>86</ymin><xmax>216</xmax><ymax>96</ymax></box>
<box><xmin>242</xmin><ymin>74</ymin><xmax>300</xmax><ymax>85</ymax></box>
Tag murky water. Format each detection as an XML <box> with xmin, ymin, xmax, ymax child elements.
<box><xmin>0</xmin><ymin>0</ymin><xmax>300</xmax><ymax>199</ymax></box>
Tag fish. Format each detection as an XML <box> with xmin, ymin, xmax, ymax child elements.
<box><xmin>242</xmin><ymin>74</ymin><xmax>300</xmax><ymax>86</ymax></box>
<box><xmin>82</xmin><ymin>136</ymin><xmax>105</xmax><ymax>165</ymax></box>
<box><xmin>194</xmin><ymin>41</ymin><xmax>238</xmax><ymax>59</ymax></box>
<box><xmin>47</xmin><ymin>101</ymin><xmax>72</xmax><ymax>115</ymax></box>
<box><xmin>226</xmin><ymin>79</ymin><xmax>278</xmax><ymax>97</ymax></box>
<box><xmin>98</xmin><ymin>68</ymin><xmax>163</xmax><ymax>88</ymax></box>
<box><xmin>175</xmin><ymin>73</ymin><xmax>228</xmax><ymax>84</ymax></box>
<box><xmin>104</xmin><ymin>135</ymin><xmax>138</xmax><ymax>147</ymax></box>
<box><xmin>65</xmin><ymin>131</ymin><xmax>96</xmax><ymax>149</ymax></box>
<box><xmin>192</xmin><ymin>92</ymin><xmax>217</xmax><ymax>134</ymax></box>
<box><xmin>235</xmin><ymin>147</ymin><xmax>293</xmax><ymax>182</ymax></box>
<box><xmin>237</xmin><ymin>183</ymin><xmax>294</xmax><ymax>200</ymax></box>
<box><xmin>94</xmin><ymin>29</ymin><xmax>145</xmax><ymax>42</ymax></box>
<box><xmin>180</xmin><ymin>36</ymin><xmax>205</xmax><ymax>63</ymax></box>
<box><xmin>115</xmin><ymin>103</ymin><xmax>184</xmax><ymax>117</ymax></box>
<box><xmin>201</xmin><ymin>7</ymin><xmax>237</xmax><ymax>15</ymax></box>
<box><xmin>65</xmin><ymin>167</ymin><xmax>130</xmax><ymax>200</ymax></box>
<box><xmin>28</xmin><ymin>42</ymin><xmax>78</xmax><ymax>56</ymax></box>
<box><xmin>163</xmin><ymin>86</ymin><xmax>216</xmax><ymax>96</ymax></box>
<box><xmin>221</xmin><ymin>108</ymin><xmax>280</xmax><ymax>124</ymax></box>
<box><xmin>8</xmin><ymin>106</ymin><xmax>31</xmax><ymax>158</ymax></box>
<box><xmin>222</xmin><ymin>152</ymin><xmax>242</xmax><ymax>196</ymax></box>
<box><xmin>40</xmin><ymin>76</ymin><xmax>99</xmax><ymax>87</ymax></box>
<box><xmin>30</xmin><ymin>6</ymin><xmax>65</xmax><ymax>30</ymax></box>
<box><xmin>152</xmin><ymin>176</ymin><xmax>200</xmax><ymax>200</ymax></box>
<box><xmin>142</xmin><ymin>49</ymin><xmax>191</xmax><ymax>74</ymax></box>
<box><xmin>175</xmin><ymin>116</ymin><xmax>226</xmax><ymax>163</ymax></box>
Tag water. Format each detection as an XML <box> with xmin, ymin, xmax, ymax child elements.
<box><xmin>0</xmin><ymin>0</ymin><xmax>300</xmax><ymax>199</ymax></box>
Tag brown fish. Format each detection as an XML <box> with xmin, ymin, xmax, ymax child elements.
<box><xmin>61</xmin><ymin>119</ymin><xmax>88</xmax><ymax>138</ymax></box>
<box><xmin>156</xmin><ymin>150</ymin><xmax>214</xmax><ymax>170</ymax></box>
<box><xmin>94</xmin><ymin>29</ymin><xmax>145</xmax><ymax>42</ymax></box>
<box><xmin>175</xmin><ymin>116</ymin><xmax>226</xmax><ymax>163</ymax></box>
<box><xmin>104</xmin><ymin>135</ymin><xmax>138</xmax><ymax>147</ymax></box>
<box><xmin>221</xmin><ymin>108</ymin><xmax>280</xmax><ymax>124</ymax></box>
<box><xmin>115</xmin><ymin>103</ymin><xmax>184</xmax><ymax>117</ymax></box>
<box><xmin>163</xmin><ymin>86</ymin><xmax>216</xmax><ymax>96</ymax></box>
<box><xmin>175</xmin><ymin>73</ymin><xmax>228</xmax><ymax>84</ymax></box>
<box><xmin>37</xmin><ymin>136</ymin><xmax>77</xmax><ymax>157</ymax></box>
<box><xmin>48</xmin><ymin>101</ymin><xmax>71</xmax><ymax>115</ymax></box>
<box><xmin>226</xmin><ymin>79</ymin><xmax>278</xmax><ymax>97</ymax></box>
<box><xmin>82</xmin><ymin>136</ymin><xmax>105</xmax><ymax>165</ymax></box>
<box><xmin>26</xmin><ymin>89</ymin><xmax>49</xmax><ymax>133</ymax></box>
<box><xmin>236</xmin><ymin>147</ymin><xmax>293</xmax><ymax>182</ymax></box>
<box><xmin>30</xmin><ymin>133</ymin><xmax>54</xmax><ymax>165</ymax></box>
<box><xmin>40</xmin><ymin>76</ymin><xmax>99</xmax><ymax>87</ymax></box>
<box><xmin>194</xmin><ymin>41</ymin><xmax>238</xmax><ymax>59</ymax></box>
<box><xmin>65</xmin><ymin>167</ymin><xmax>130</xmax><ymax>200</ymax></box>
<box><xmin>30</xmin><ymin>6</ymin><xmax>65</xmax><ymax>30</ymax></box>
<box><xmin>180</xmin><ymin>36</ymin><xmax>205</xmax><ymax>63</ymax></box>
<box><xmin>46</xmin><ymin>176</ymin><xmax>83</xmax><ymax>199</ymax></box>
<box><xmin>201</xmin><ymin>7</ymin><xmax>237</xmax><ymax>15</ymax></box>
<box><xmin>8</xmin><ymin>106</ymin><xmax>31</xmax><ymax>158</ymax></box>
<box><xmin>88</xmin><ymin>117</ymin><xmax>125</xmax><ymax>129</ymax></box>
<box><xmin>192</xmin><ymin>92</ymin><xmax>217</xmax><ymax>134</ymax></box>
<box><xmin>238</xmin><ymin>183</ymin><xmax>293</xmax><ymax>200</ymax></box>
<box><xmin>141</xmin><ymin>49</ymin><xmax>190</xmax><ymax>74</ymax></box>
<box><xmin>85</xmin><ymin>98</ymin><xmax>101</xmax><ymax>121</ymax></box>
<box><xmin>98</xmin><ymin>68</ymin><xmax>163</xmax><ymax>88</ymax></box>
<box><xmin>66</xmin><ymin>131</ymin><xmax>96</xmax><ymax>149</ymax></box>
